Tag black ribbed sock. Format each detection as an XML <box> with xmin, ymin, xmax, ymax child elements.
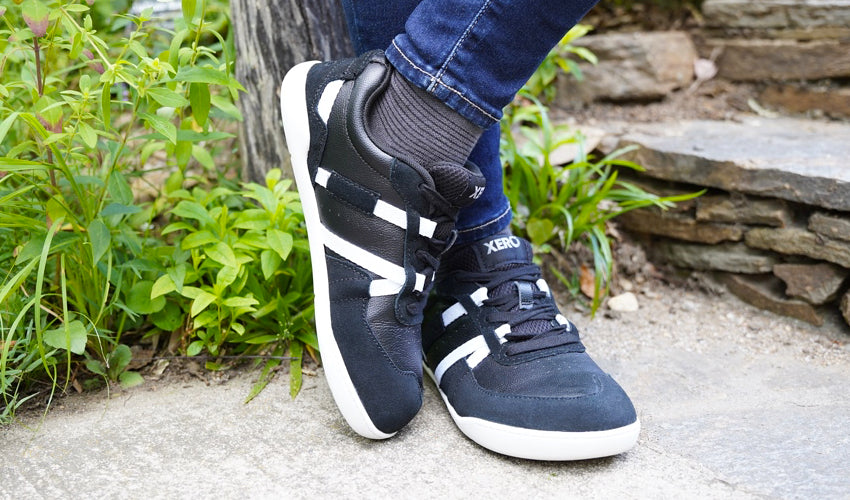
<box><xmin>367</xmin><ymin>70</ymin><xmax>483</xmax><ymax>170</ymax></box>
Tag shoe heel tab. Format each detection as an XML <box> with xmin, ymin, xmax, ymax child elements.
<box><xmin>344</xmin><ymin>49</ymin><xmax>389</xmax><ymax>79</ymax></box>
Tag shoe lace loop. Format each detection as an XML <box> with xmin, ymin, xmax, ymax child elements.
<box><xmin>456</xmin><ymin>264</ymin><xmax>583</xmax><ymax>356</ymax></box>
<box><xmin>405</xmin><ymin>184</ymin><xmax>460</xmax><ymax>316</ymax></box>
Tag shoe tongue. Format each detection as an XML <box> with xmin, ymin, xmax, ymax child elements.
<box><xmin>427</xmin><ymin>161</ymin><xmax>486</xmax><ymax>209</ymax></box>
<box><xmin>456</xmin><ymin>233</ymin><xmax>534</xmax><ymax>273</ymax></box>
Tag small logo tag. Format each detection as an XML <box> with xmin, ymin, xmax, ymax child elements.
<box><xmin>469</xmin><ymin>186</ymin><xmax>485</xmax><ymax>199</ymax></box>
<box><xmin>483</xmin><ymin>236</ymin><xmax>521</xmax><ymax>254</ymax></box>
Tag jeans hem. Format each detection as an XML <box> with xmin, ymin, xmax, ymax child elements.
<box><xmin>454</xmin><ymin>205</ymin><xmax>513</xmax><ymax>245</ymax></box>
<box><xmin>386</xmin><ymin>40</ymin><xmax>499</xmax><ymax>129</ymax></box>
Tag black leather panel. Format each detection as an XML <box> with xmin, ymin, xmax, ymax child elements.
<box><xmin>316</xmin><ymin>188</ymin><xmax>405</xmax><ymax>266</ymax></box>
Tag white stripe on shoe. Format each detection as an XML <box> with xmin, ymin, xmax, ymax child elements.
<box><xmin>369</xmin><ymin>279</ymin><xmax>403</xmax><ymax>297</ymax></box>
<box><xmin>434</xmin><ymin>335</ymin><xmax>488</xmax><ymax>384</ymax></box>
<box><xmin>317</xmin><ymin>80</ymin><xmax>344</xmax><ymax>123</ymax></box>
<box><xmin>495</xmin><ymin>323</ymin><xmax>511</xmax><ymax>344</ymax></box>
<box><xmin>321</xmin><ymin>225</ymin><xmax>426</xmax><ymax>296</ymax></box>
<box><xmin>442</xmin><ymin>302</ymin><xmax>467</xmax><ymax>326</ymax></box>
<box><xmin>315</xmin><ymin>167</ymin><xmax>331</xmax><ymax>187</ymax></box>
<box><xmin>471</xmin><ymin>287</ymin><xmax>488</xmax><ymax>306</ymax></box>
<box><xmin>373</xmin><ymin>200</ymin><xmax>437</xmax><ymax>238</ymax></box>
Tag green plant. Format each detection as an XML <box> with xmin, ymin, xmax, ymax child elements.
<box><xmin>523</xmin><ymin>24</ymin><xmax>597</xmax><ymax>101</ymax></box>
<box><xmin>501</xmin><ymin>26</ymin><xmax>701</xmax><ymax>312</ymax></box>
<box><xmin>0</xmin><ymin>0</ymin><xmax>242</xmax><ymax>422</ymax></box>
<box><xmin>153</xmin><ymin>169</ymin><xmax>317</xmax><ymax>398</ymax></box>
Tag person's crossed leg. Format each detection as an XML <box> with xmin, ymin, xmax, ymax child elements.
<box><xmin>279</xmin><ymin>0</ymin><xmax>639</xmax><ymax>460</ymax></box>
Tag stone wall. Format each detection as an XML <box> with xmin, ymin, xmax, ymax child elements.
<box><xmin>701</xmin><ymin>0</ymin><xmax>850</xmax><ymax>118</ymax></box>
<box><xmin>608</xmin><ymin>118</ymin><xmax>850</xmax><ymax>329</ymax></box>
<box><xmin>559</xmin><ymin>0</ymin><xmax>850</xmax><ymax>118</ymax></box>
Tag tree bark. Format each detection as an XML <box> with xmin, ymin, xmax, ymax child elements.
<box><xmin>230</xmin><ymin>0</ymin><xmax>354</xmax><ymax>182</ymax></box>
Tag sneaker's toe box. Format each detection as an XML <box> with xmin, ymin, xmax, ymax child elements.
<box><xmin>441</xmin><ymin>351</ymin><xmax>637</xmax><ymax>433</ymax></box>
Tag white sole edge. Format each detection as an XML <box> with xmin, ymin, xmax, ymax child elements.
<box><xmin>424</xmin><ymin>365</ymin><xmax>640</xmax><ymax>461</ymax></box>
<box><xmin>280</xmin><ymin>62</ymin><xmax>394</xmax><ymax>440</ymax></box>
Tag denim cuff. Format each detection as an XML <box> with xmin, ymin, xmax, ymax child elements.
<box><xmin>386</xmin><ymin>39</ymin><xmax>500</xmax><ymax>129</ymax></box>
<box><xmin>454</xmin><ymin>205</ymin><xmax>513</xmax><ymax>246</ymax></box>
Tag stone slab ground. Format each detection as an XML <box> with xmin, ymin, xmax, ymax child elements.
<box><xmin>613</xmin><ymin>117</ymin><xmax>850</xmax><ymax>211</ymax></box>
<box><xmin>2</xmin><ymin>284</ymin><xmax>849</xmax><ymax>499</ymax></box>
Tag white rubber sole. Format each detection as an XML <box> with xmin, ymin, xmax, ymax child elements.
<box><xmin>424</xmin><ymin>365</ymin><xmax>640</xmax><ymax>460</ymax></box>
<box><xmin>280</xmin><ymin>61</ymin><xmax>393</xmax><ymax>440</ymax></box>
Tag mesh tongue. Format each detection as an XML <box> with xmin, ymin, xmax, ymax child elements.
<box><xmin>451</xmin><ymin>233</ymin><xmax>535</xmax><ymax>273</ymax></box>
<box><xmin>446</xmin><ymin>234</ymin><xmax>555</xmax><ymax>338</ymax></box>
<box><xmin>428</xmin><ymin>161</ymin><xmax>486</xmax><ymax>209</ymax></box>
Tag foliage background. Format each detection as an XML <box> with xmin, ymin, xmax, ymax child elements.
<box><xmin>0</xmin><ymin>0</ymin><xmax>314</xmax><ymax>423</ymax></box>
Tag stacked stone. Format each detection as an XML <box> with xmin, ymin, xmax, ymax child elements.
<box><xmin>701</xmin><ymin>0</ymin><xmax>850</xmax><ymax>118</ymax></box>
<box><xmin>607</xmin><ymin>117</ymin><xmax>850</xmax><ymax>328</ymax></box>
<box><xmin>556</xmin><ymin>31</ymin><xmax>697</xmax><ymax>103</ymax></box>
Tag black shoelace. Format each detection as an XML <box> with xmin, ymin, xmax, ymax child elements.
<box><xmin>456</xmin><ymin>264</ymin><xmax>584</xmax><ymax>356</ymax></box>
<box><xmin>407</xmin><ymin>184</ymin><xmax>459</xmax><ymax>315</ymax></box>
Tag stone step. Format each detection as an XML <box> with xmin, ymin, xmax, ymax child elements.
<box><xmin>599</xmin><ymin>116</ymin><xmax>850</xmax><ymax>328</ymax></box>
<box><xmin>554</xmin><ymin>31</ymin><xmax>696</xmax><ymax>103</ymax></box>
<box><xmin>608</xmin><ymin>117</ymin><xmax>850</xmax><ymax>211</ymax></box>
<box><xmin>760</xmin><ymin>85</ymin><xmax>850</xmax><ymax>119</ymax></box>
<box><xmin>702</xmin><ymin>0</ymin><xmax>850</xmax><ymax>32</ymax></box>
<box><xmin>706</xmin><ymin>38</ymin><xmax>850</xmax><ymax>81</ymax></box>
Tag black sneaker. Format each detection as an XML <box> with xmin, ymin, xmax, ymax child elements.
<box><xmin>422</xmin><ymin>233</ymin><xmax>640</xmax><ymax>459</ymax></box>
<box><xmin>280</xmin><ymin>51</ymin><xmax>485</xmax><ymax>439</ymax></box>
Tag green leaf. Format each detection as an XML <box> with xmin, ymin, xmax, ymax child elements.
<box><xmin>179</xmin><ymin>286</ymin><xmax>203</xmax><ymax>299</ymax></box>
<box><xmin>206</xmin><ymin>242</ymin><xmax>237</xmax><ymax>267</ymax></box>
<box><xmin>85</xmin><ymin>359</ymin><xmax>106</xmax><ymax>376</ymax></box>
<box><xmin>108</xmin><ymin>344</ymin><xmax>132</xmax><ymax>377</ymax></box>
<box><xmin>146</xmin><ymin>87</ymin><xmax>190</xmax><ymax>108</ymax></box>
<box><xmin>289</xmin><ymin>340</ymin><xmax>303</xmax><ymax>398</ymax></box>
<box><xmin>69</xmin><ymin>32</ymin><xmax>83</xmax><ymax>59</ymax></box>
<box><xmin>165</xmin><ymin>170</ymin><xmax>184</xmax><ymax>194</ymax></box>
<box><xmin>34</xmin><ymin>95</ymin><xmax>62</xmax><ymax>129</ymax></box>
<box><xmin>215</xmin><ymin>265</ymin><xmax>238</xmax><ymax>289</ymax></box>
<box><xmin>245</xmin><ymin>344</ymin><xmax>285</xmax><ymax>403</ymax></box>
<box><xmin>168</xmin><ymin>264</ymin><xmax>187</xmax><ymax>292</ymax></box>
<box><xmin>171</xmin><ymin>201</ymin><xmax>217</xmax><ymax>229</ymax></box>
<box><xmin>119</xmin><ymin>371</ymin><xmax>144</xmax><ymax>389</ymax></box>
<box><xmin>140</xmin><ymin>112</ymin><xmax>177</xmax><ymax>145</ymax></box>
<box><xmin>151</xmin><ymin>301</ymin><xmax>183</xmax><ymax>332</ymax></box>
<box><xmin>168</xmin><ymin>29</ymin><xmax>189</xmax><ymax>69</ymax></box>
<box><xmin>190</xmin><ymin>290</ymin><xmax>217</xmax><ymax>317</ymax></box>
<box><xmin>87</xmin><ymin>219</ymin><xmax>111</xmax><ymax>264</ymax></box>
<box><xmin>172</xmin><ymin>66</ymin><xmax>230</xmax><ymax>86</ymax></box>
<box><xmin>222</xmin><ymin>296</ymin><xmax>259</xmax><ymax>308</ymax></box>
<box><xmin>78</xmin><ymin>121</ymin><xmax>97</xmax><ymax>148</ymax></box>
<box><xmin>0</xmin><ymin>112</ymin><xmax>19</xmax><ymax>146</ymax></box>
<box><xmin>44</xmin><ymin>320</ymin><xmax>87</xmax><ymax>355</ymax></box>
<box><xmin>267</xmin><ymin>229</ymin><xmax>293</xmax><ymax>261</ymax></box>
<box><xmin>151</xmin><ymin>274</ymin><xmax>176</xmax><ymax>299</ymax></box>
<box><xmin>181</xmin><ymin>230</ymin><xmax>219</xmax><ymax>249</ymax></box>
<box><xmin>243</xmin><ymin>335</ymin><xmax>280</xmax><ymax>345</ymax></box>
<box><xmin>191</xmin><ymin>144</ymin><xmax>214</xmax><ymax>169</ymax></box>
<box><xmin>186</xmin><ymin>340</ymin><xmax>204</xmax><ymax>357</ymax></box>
<box><xmin>175</xmin><ymin>140</ymin><xmax>192</xmax><ymax>168</ymax></box>
<box><xmin>107</xmin><ymin>172</ymin><xmax>133</xmax><ymax>206</ymax></box>
<box><xmin>211</xmin><ymin>95</ymin><xmax>243</xmax><ymax>121</ymax></box>
<box><xmin>100</xmin><ymin>85</ymin><xmax>112</xmax><ymax>129</ymax></box>
<box><xmin>181</xmin><ymin>0</ymin><xmax>197</xmax><ymax>23</ymax></box>
<box><xmin>526</xmin><ymin>218</ymin><xmax>555</xmax><ymax>247</ymax></box>
<box><xmin>22</xmin><ymin>0</ymin><xmax>49</xmax><ymax>37</ymax></box>
<box><xmin>260</xmin><ymin>249</ymin><xmax>280</xmax><ymax>280</ymax></box>
<box><xmin>101</xmin><ymin>202</ymin><xmax>141</xmax><ymax>217</ymax></box>
<box><xmin>126</xmin><ymin>280</ymin><xmax>166</xmax><ymax>314</ymax></box>
<box><xmin>189</xmin><ymin>82</ymin><xmax>210</xmax><ymax>127</ymax></box>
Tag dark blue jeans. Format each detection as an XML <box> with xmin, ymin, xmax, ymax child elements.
<box><xmin>339</xmin><ymin>0</ymin><xmax>599</xmax><ymax>244</ymax></box>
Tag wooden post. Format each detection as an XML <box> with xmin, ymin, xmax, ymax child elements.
<box><xmin>230</xmin><ymin>0</ymin><xmax>353</xmax><ymax>182</ymax></box>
